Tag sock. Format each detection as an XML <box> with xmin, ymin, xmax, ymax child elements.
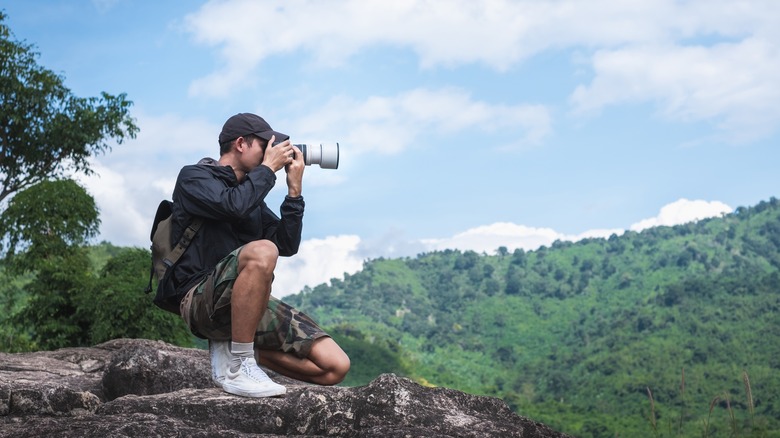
<box><xmin>229</xmin><ymin>341</ymin><xmax>254</xmax><ymax>373</ymax></box>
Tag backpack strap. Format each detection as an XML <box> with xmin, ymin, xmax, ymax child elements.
<box><xmin>165</xmin><ymin>217</ymin><xmax>203</xmax><ymax>269</ymax></box>
<box><xmin>145</xmin><ymin>267</ymin><xmax>155</xmax><ymax>293</ymax></box>
<box><xmin>144</xmin><ymin>216</ymin><xmax>204</xmax><ymax>294</ymax></box>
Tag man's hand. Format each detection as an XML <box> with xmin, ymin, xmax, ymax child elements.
<box><xmin>285</xmin><ymin>144</ymin><xmax>304</xmax><ymax>197</ymax></box>
<box><xmin>261</xmin><ymin>136</ymin><xmax>294</xmax><ymax>173</ymax></box>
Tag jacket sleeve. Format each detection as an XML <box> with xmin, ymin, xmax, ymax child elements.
<box><xmin>176</xmin><ymin>164</ymin><xmax>276</xmax><ymax>220</ymax></box>
<box><xmin>175</xmin><ymin>163</ymin><xmax>304</xmax><ymax>256</ymax></box>
<box><xmin>261</xmin><ymin>195</ymin><xmax>305</xmax><ymax>257</ymax></box>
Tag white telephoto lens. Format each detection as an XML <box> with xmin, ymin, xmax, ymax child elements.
<box><xmin>295</xmin><ymin>143</ymin><xmax>339</xmax><ymax>169</ymax></box>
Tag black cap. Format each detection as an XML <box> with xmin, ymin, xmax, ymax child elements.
<box><xmin>218</xmin><ymin>113</ymin><xmax>289</xmax><ymax>144</ymax></box>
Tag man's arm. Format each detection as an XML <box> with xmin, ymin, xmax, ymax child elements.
<box><xmin>262</xmin><ymin>144</ymin><xmax>305</xmax><ymax>256</ymax></box>
<box><xmin>285</xmin><ymin>144</ymin><xmax>304</xmax><ymax>198</ymax></box>
<box><xmin>176</xmin><ymin>164</ymin><xmax>277</xmax><ymax>220</ymax></box>
<box><xmin>260</xmin><ymin>196</ymin><xmax>304</xmax><ymax>256</ymax></box>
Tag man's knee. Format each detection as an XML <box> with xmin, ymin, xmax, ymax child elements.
<box><xmin>312</xmin><ymin>337</ymin><xmax>351</xmax><ymax>385</ymax></box>
<box><xmin>239</xmin><ymin>240</ymin><xmax>279</xmax><ymax>274</ymax></box>
<box><xmin>327</xmin><ymin>354</ymin><xmax>351</xmax><ymax>385</ymax></box>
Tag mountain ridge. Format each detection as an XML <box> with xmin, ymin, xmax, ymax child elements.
<box><xmin>285</xmin><ymin>197</ymin><xmax>780</xmax><ymax>437</ymax></box>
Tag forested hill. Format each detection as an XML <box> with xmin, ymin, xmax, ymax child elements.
<box><xmin>285</xmin><ymin>197</ymin><xmax>780</xmax><ymax>437</ymax></box>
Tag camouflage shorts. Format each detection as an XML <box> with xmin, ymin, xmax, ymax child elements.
<box><xmin>182</xmin><ymin>245</ymin><xmax>328</xmax><ymax>359</ymax></box>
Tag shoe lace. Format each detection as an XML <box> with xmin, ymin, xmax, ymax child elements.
<box><xmin>240</xmin><ymin>358</ymin><xmax>272</xmax><ymax>383</ymax></box>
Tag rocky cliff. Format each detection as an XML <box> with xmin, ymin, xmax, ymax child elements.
<box><xmin>0</xmin><ymin>339</ymin><xmax>569</xmax><ymax>437</ymax></box>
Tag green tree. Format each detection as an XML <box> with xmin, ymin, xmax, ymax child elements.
<box><xmin>0</xmin><ymin>11</ymin><xmax>138</xmax><ymax>350</ymax></box>
<box><xmin>1</xmin><ymin>179</ymin><xmax>100</xmax><ymax>349</ymax></box>
<box><xmin>284</xmin><ymin>198</ymin><xmax>780</xmax><ymax>436</ymax></box>
<box><xmin>0</xmin><ymin>179</ymin><xmax>99</xmax><ymax>263</ymax></box>
<box><xmin>13</xmin><ymin>244</ymin><xmax>94</xmax><ymax>349</ymax></box>
<box><xmin>82</xmin><ymin>247</ymin><xmax>192</xmax><ymax>347</ymax></box>
<box><xmin>0</xmin><ymin>266</ymin><xmax>36</xmax><ymax>352</ymax></box>
<box><xmin>0</xmin><ymin>11</ymin><xmax>138</xmax><ymax>204</ymax></box>
<box><xmin>1</xmin><ymin>183</ymin><xmax>193</xmax><ymax>350</ymax></box>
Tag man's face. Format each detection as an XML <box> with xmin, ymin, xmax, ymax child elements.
<box><xmin>240</xmin><ymin>136</ymin><xmax>266</xmax><ymax>169</ymax></box>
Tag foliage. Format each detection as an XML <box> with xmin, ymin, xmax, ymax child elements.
<box><xmin>0</xmin><ymin>264</ymin><xmax>35</xmax><ymax>352</ymax></box>
<box><xmin>0</xmin><ymin>11</ymin><xmax>138</xmax><ymax>205</ymax></box>
<box><xmin>0</xmin><ymin>13</ymin><xmax>147</xmax><ymax>351</ymax></box>
<box><xmin>81</xmin><ymin>247</ymin><xmax>192</xmax><ymax>346</ymax></box>
<box><xmin>286</xmin><ymin>197</ymin><xmax>780</xmax><ymax>437</ymax></box>
<box><xmin>0</xmin><ymin>182</ymin><xmax>189</xmax><ymax>350</ymax></box>
<box><xmin>0</xmin><ymin>179</ymin><xmax>99</xmax><ymax>349</ymax></box>
<box><xmin>1</xmin><ymin>243</ymin><xmax>194</xmax><ymax>351</ymax></box>
<box><xmin>0</xmin><ymin>179</ymin><xmax>99</xmax><ymax>261</ymax></box>
<box><xmin>12</xmin><ymin>243</ymin><xmax>95</xmax><ymax>350</ymax></box>
<box><xmin>1</xmin><ymin>193</ymin><xmax>778</xmax><ymax>436</ymax></box>
<box><xmin>86</xmin><ymin>240</ymin><xmax>127</xmax><ymax>274</ymax></box>
<box><xmin>327</xmin><ymin>324</ymin><xmax>412</xmax><ymax>387</ymax></box>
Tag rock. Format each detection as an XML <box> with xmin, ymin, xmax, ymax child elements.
<box><xmin>0</xmin><ymin>338</ymin><xmax>570</xmax><ymax>437</ymax></box>
<box><xmin>101</xmin><ymin>339</ymin><xmax>214</xmax><ymax>400</ymax></box>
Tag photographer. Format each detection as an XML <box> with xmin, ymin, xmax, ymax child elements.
<box><xmin>159</xmin><ymin>113</ymin><xmax>350</xmax><ymax>397</ymax></box>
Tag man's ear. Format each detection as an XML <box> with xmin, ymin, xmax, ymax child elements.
<box><xmin>234</xmin><ymin>136</ymin><xmax>247</xmax><ymax>153</ymax></box>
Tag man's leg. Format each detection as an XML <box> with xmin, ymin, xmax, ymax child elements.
<box><xmin>222</xmin><ymin>240</ymin><xmax>287</xmax><ymax>397</ymax></box>
<box><xmin>257</xmin><ymin>337</ymin><xmax>351</xmax><ymax>386</ymax></box>
<box><xmin>231</xmin><ymin>240</ymin><xmax>278</xmax><ymax>342</ymax></box>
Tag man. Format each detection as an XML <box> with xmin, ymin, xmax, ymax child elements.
<box><xmin>157</xmin><ymin>113</ymin><xmax>350</xmax><ymax>397</ymax></box>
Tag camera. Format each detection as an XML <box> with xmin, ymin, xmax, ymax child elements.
<box><xmin>273</xmin><ymin>141</ymin><xmax>339</xmax><ymax>169</ymax></box>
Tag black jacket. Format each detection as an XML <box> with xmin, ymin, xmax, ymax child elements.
<box><xmin>154</xmin><ymin>158</ymin><xmax>304</xmax><ymax>312</ymax></box>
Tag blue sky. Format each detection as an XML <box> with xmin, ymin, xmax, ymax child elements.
<box><xmin>3</xmin><ymin>1</ymin><xmax>778</xmax><ymax>296</ymax></box>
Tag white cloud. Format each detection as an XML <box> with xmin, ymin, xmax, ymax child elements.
<box><xmin>164</xmin><ymin>196</ymin><xmax>731</xmax><ymax>298</ymax></box>
<box><xmin>289</xmin><ymin>88</ymin><xmax>551</xmax><ymax>155</ymax></box>
<box><xmin>420</xmin><ymin>222</ymin><xmax>625</xmax><ymax>255</ymax></box>
<box><xmin>106</xmin><ymin>110</ymin><xmax>219</xmax><ymax>167</ymax></box>
<box><xmin>183</xmin><ymin>0</ymin><xmax>780</xmax><ymax>83</ymax></box>
<box><xmin>74</xmin><ymin>161</ymin><xmax>149</xmax><ymax>247</ymax></box>
<box><xmin>185</xmin><ymin>0</ymin><xmax>748</xmax><ymax>79</ymax></box>
<box><xmin>183</xmin><ymin>0</ymin><xmax>780</xmax><ymax>140</ymax></box>
<box><xmin>422</xmin><ymin>222</ymin><xmax>562</xmax><ymax>254</ymax></box>
<box><xmin>629</xmin><ymin>198</ymin><xmax>732</xmax><ymax>232</ymax></box>
<box><xmin>570</xmin><ymin>39</ymin><xmax>780</xmax><ymax>142</ymax></box>
<box><xmin>75</xmin><ymin>115</ymin><xmax>736</xmax><ymax>295</ymax></box>
<box><xmin>183</xmin><ymin>0</ymin><xmax>541</xmax><ymax>97</ymax></box>
<box><xmin>79</xmin><ymin>110</ymin><xmax>220</xmax><ymax>247</ymax></box>
<box><xmin>410</xmin><ymin>198</ymin><xmax>735</xmax><ymax>256</ymax></box>
<box><xmin>273</xmin><ymin>235</ymin><xmax>364</xmax><ymax>297</ymax></box>
<box><xmin>82</xmin><ymin>93</ymin><xmax>546</xmax><ymax>247</ymax></box>
<box><xmin>268</xmin><ymin>198</ymin><xmax>732</xmax><ymax>296</ymax></box>
<box><xmin>419</xmin><ymin>198</ymin><xmax>732</xmax><ymax>256</ymax></box>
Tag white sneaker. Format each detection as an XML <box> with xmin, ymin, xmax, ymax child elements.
<box><xmin>209</xmin><ymin>340</ymin><xmax>231</xmax><ymax>385</ymax></box>
<box><xmin>222</xmin><ymin>356</ymin><xmax>287</xmax><ymax>398</ymax></box>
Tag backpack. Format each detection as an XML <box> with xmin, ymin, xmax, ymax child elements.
<box><xmin>145</xmin><ymin>200</ymin><xmax>203</xmax><ymax>311</ymax></box>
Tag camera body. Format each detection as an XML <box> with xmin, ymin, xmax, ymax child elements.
<box><xmin>273</xmin><ymin>141</ymin><xmax>339</xmax><ymax>169</ymax></box>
